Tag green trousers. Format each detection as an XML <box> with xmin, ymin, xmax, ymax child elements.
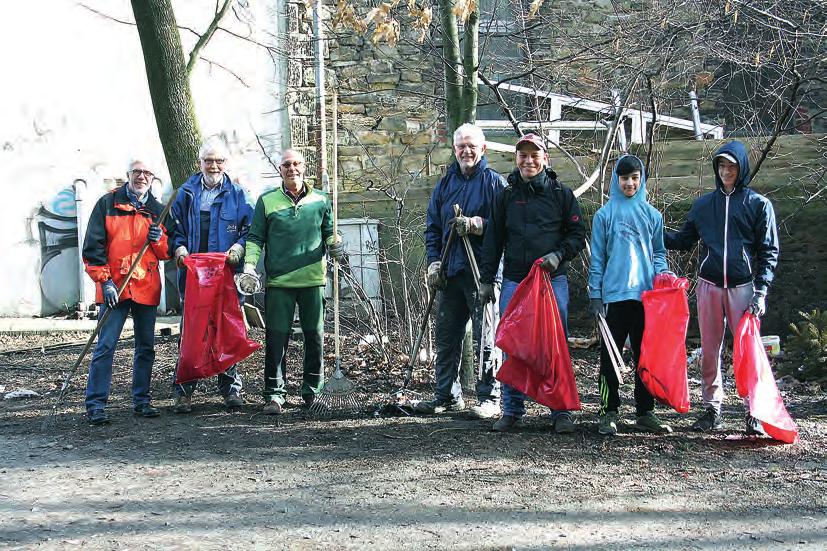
<box><xmin>263</xmin><ymin>286</ymin><xmax>324</xmax><ymax>404</ymax></box>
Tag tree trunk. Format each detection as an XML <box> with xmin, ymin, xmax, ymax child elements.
<box><xmin>438</xmin><ymin>0</ymin><xmax>464</xmax><ymax>138</ymax></box>
<box><xmin>461</xmin><ymin>8</ymin><xmax>479</xmax><ymax>125</ymax></box>
<box><xmin>131</xmin><ymin>0</ymin><xmax>201</xmax><ymax>188</ymax></box>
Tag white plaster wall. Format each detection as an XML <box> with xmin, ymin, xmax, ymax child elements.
<box><xmin>0</xmin><ymin>0</ymin><xmax>286</xmax><ymax>316</ymax></box>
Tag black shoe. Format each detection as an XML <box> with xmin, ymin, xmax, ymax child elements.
<box><xmin>413</xmin><ymin>397</ymin><xmax>466</xmax><ymax>414</ymax></box>
<box><xmin>492</xmin><ymin>415</ymin><xmax>523</xmax><ymax>432</ymax></box>
<box><xmin>692</xmin><ymin>407</ymin><xmax>722</xmax><ymax>432</ymax></box>
<box><xmin>224</xmin><ymin>393</ymin><xmax>244</xmax><ymax>409</ymax></box>
<box><xmin>88</xmin><ymin>409</ymin><xmax>110</xmax><ymax>426</ymax></box>
<box><xmin>745</xmin><ymin>414</ymin><xmax>767</xmax><ymax>436</ymax></box>
<box><xmin>133</xmin><ymin>404</ymin><xmax>161</xmax><ymax>418</ymax></box>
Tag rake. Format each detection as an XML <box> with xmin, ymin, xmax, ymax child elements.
<box><xmin>308</xmin><ymin>91</ymin><xmax>360</xmax><ymax>417</ymax></box>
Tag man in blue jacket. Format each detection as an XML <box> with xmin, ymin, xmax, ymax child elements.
<box><xmin>415</xmin><ymin>123</ymin><xmax>506</xmax><ymax>418</ymax></box>
<box><xmin>666</xmin><ymin>140</ymin><xmax>779</xmax><ymax>434</ymax></box>
<box><xmin>169</xmin><ymin>140</ymin><xmax>254</xmax><ymax>413</ymax></box>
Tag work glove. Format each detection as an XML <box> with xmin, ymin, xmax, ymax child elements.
<box><xmin>479</xmin><ymin>283</ymin><xmax>495</xmax><ymax>305</ymax></box>
<box><xmin>327</xmin><ymin>238</ymin><xmax>345</xmax><ymax>260</ymax></box>
<box><xmin>175</xmin><ymin>246</ymin><xmax>189</xmax><ymax>269</ymax></box>
<box><xmin>102</xmin><ymin>279</ymin><xmax>119</xmax><ymax>308</ymax></box>
<box><xmin>147</xmin><ymin>223</ymin><xmax>163</xmax><ymax>243</ymax></box>
<box><xmin>226</xmin><ymin>245</ymin><xmax>243</xmax><ymax>266</ymax></box>
<box><xmin>748</xmin><ymin>292</ymin><xmax>766</xmax><ymax>317</ymax></box>
<box><xmin>589</xmin><ymin>298</ymin><xmax>604</xmax><ymax>319</ymax></box>
<box><xmin>426</xmin><ymin>261</ymin><xmax>446</xmax><ymax>291</ymax></box>
<box><xmin>539</xmin><ymin>251</ymin><xmax>561</xmax><ymax>272</ymax></box>
<box><xmin>452</xmin><ymin>215</ymin><xmax>484</xmax><ymax>237</ymax></box>
<box><xmin>236</xmin><ymin>264</ymin><xmax>262</xmax><ymax>295</ymax></box>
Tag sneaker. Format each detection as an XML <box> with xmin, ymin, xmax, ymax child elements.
<box><xmin>174</xmin><ymin>395</ymin><xmax>193</xmax><ymax>414</ymax></box>
<box><xmin>692</xmin><ymin>407</ymin><xmax>723</xmax><ymax>432</ymax></box>
<box><xmin>634</xmin><ymin>411</ymin><xmax>673</xmax><ymax>434</ymax></box>
<box><xmin>492</xmin><ymin>415</ymin><xmax>523</xmax><ymax>432</ymax></box>
<box><xmin>134</xmin><ymin>404</ymin><xmax>161</xmax><ymax>418</ymax></box>
<box><xmin>598</xmin><ymin>412</ymin><xmax>619</xmax><ymax>435</ymax></box>
<box><xmin>553</xmin><ymin>412</ymin><xmax>576</xmax><ymax>434</ymax></box>
<box><xmin>263</xmin><ymin>400</ymin><xmax>283</xmax><ymax>415</ymax></box>
<box><xmin>468</xmin><ymin>400</ymin><xmax>500</xmax><ymax>419</ymax></box>
<box><xmin>224</xmin><ymin>393</ymin><xmax>244</xmax><ymax>409</ymax></box>
<box><xmin>88</xmin><ymin>409</ymin><xmax>110</xmax><ymax>426</ymax></box>
<box><xmin>745</xmin><ymin>414</ymin><xmax>767</xmax><ymax>436</ymax></box>
<box><xmin>413</xmin><ymin>397</ymin><xmax>466</xmax><ymax>414</ymax></box>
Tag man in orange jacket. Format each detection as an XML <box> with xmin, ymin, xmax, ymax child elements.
<box><xmin>82</xmin><ymin>159</ymin><xmax>171</xmax><ymax>425</ymax></box>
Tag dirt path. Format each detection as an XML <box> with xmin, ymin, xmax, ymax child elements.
<box><xmin>1</xmin><ymin>332</ymin><xmax>825</xmax><ymax>550</ymax></box>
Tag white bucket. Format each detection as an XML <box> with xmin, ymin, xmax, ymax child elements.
<box><xmin>761</xmin><ymin>335</ymin><xmax>781</xmax><ymax>357</ymax></box>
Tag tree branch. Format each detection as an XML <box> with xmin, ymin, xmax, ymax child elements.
<box><xmin>186</xmin><ymin>0</ymin><xmax>234</xmax><ymax>75</ymax></box>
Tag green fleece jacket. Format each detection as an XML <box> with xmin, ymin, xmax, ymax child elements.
<box><xmin>244</xmin><ymin>184</ymin><xmax>334</xmax><ymax>288</ymax></box>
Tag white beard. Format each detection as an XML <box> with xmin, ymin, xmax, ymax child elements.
<box><xmin>203</xmin><ymin>172</ymin><xmax>223</xmax><ymax>188</ymax></box>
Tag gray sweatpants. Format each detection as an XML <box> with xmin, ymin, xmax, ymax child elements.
<box><xmin>696</xmin><ymin>279</ymin><xmax>754</xmax><ymax>413</ymax></box>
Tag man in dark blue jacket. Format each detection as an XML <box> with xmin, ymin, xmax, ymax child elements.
<box><xmin>479</xmin><ymin>133</ymin><xmax>586</xmax><ymax>433</ymax></box>
<box><xmin>665</xmin><ymin>140</ymin><xmax>779</xmax><ymax>434</ymax></box>
<box><xmin>169</xmin><ymin>140</ymin><xmax>254</xmax><ymax>413</ymax></box>
<box><xmin>415</xmin><ymin>123</ymin><xmax>506</xmax><ymax>418</ymax></box>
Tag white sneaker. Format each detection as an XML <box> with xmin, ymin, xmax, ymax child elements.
<box><xmin>468</xmin><ymin>400</ymin><xmax>500</xmax><ymax>419</ymax></box>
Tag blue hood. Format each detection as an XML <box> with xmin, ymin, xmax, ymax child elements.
<box><xmin>712</xmin><ymin>140</ymin><xmax>751</xmax><ymax>191</ymax></box>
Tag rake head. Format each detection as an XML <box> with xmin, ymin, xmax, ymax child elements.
<box><xmin>306</xmin><ymin>360</ymin><xmax>362</xmax><ymax>418</ymax></box>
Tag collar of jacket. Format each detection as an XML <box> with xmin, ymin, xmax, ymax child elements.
<box><xmin>507</xmin><ymin>167</ymin><xmax>558</xmax><ymax>193</ymax></box>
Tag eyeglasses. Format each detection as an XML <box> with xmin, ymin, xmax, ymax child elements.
<box><xmin>131</xmin><ymin>169</ymin><xmax>154</xmax><ymax>178</ymax></box>
<box><xmin>280</xmin><ymin>161</ymin><xmax>304</xmax><ymax>169</ymax></box>
<box><xmin>202</xmin><ymin>157</ymin><xmax>226</xmax><ymax>165</ymax></box>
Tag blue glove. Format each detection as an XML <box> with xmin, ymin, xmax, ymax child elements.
<box><xmin>147</xmin><ymin>223</ymin><xmax>162</xmax><ymax>243</ymax></box>
<box><xmin>103</xmin><ymin>279</ymin><xmax>119</xmax><ymax>308</ymax></box>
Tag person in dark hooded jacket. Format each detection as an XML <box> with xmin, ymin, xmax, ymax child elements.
<box><xmin>416</xmin><ymin>123</ymin><xmax>507</xmax><ymax>418</ymax></box>
<box><xmin>665</xmin><ymin>140</ymin><xmax>779</xmax><ymax>434</ymax></box>
<box><xmin>479</xmin><ymin>133</ymin><xmax>587</xmax><ymax>433</ymax></box>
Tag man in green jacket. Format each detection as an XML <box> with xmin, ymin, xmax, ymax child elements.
<box><xmin>242</xmin><ymin>149</ymin><xmax>344</xmax><ymax>414</ymax></box>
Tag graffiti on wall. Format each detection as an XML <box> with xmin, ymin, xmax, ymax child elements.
<box><xmin>37</xmin><ymin>184</ymin><xmax>79</xmax><ymax>314</ymax></box>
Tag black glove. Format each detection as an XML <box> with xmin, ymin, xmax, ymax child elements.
<box><xmin>539</xmin><ymin>251</ymin><xmax>561</xmax><ymax>272</ymax></box>
<box><xmin>147</xmin><ymin>223</ymin><xmax>162</xmax><ymax>243</ymax></box>
<box><xmin>479</xmin><ymin>283</ymin><xmax>495</xmax><ymax>304</ymax></box>
<box><xmin>748</xmin><ymin>292</ymin><xmax>766</xmax><ymax>317</ymax></box>
<box><xmin>103</xmin><ymin>279</ymin><xmax>119</xmax><ymax>308</ymax></box>
<box><xmin>589</xmin><ymin>298</ymin><xmax>604</xmax><ymax>318</ymax></box>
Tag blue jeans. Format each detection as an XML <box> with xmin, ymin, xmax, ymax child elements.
<box><xmin>500</xmin><ymin>275</ymin><xmax>569</xmax><ymax>418</ymax></box>
<box><xmin>85</xmin><ymin>300</ymin><xmax>157</xmax><ymax>412</ymax></box>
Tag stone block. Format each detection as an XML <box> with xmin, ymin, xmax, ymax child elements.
<box><xmin>368</xmin><ymin>81</ymin><xmax>398</xmax><ymax>92</ymax></box>
<box><xmin>401</xmin><ymin>132</ymin><xmax>435</xmax><ymax>146</ymax></box>
<box><xmin>337</xmin><ymin>103</ymin><xmax>366</xmax><ymax>115</ymax></box>
<box><xmin>378</xmin><ymin>116</ymin><xmax>409</xmax><ymax>131</ymax></box>
<box><xmin>400</xmin><ymin>72</ymin><xmax>423</xmax><ymax>83</ymax></box>
<box><xmin>366</xmin><ymin>73</ymin><xmax>401</xmax><ymax>85</ymax></box>
<box><xmin>354</xmin><ymin>131</ymin><xmax>394</xmax><ymax>145</ymax></box>
<box><xmin>369</xmin><ymin>60</ymin><xmax>394</xmax><ymax>73</ymax></box>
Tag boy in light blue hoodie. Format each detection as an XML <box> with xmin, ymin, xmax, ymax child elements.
<box><xmin>588</xmin><ymin>155</ymin><xmax>672</xmax><ymax>435</ymax></box>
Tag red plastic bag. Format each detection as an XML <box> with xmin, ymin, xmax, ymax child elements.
<box><xmin>733</xmin><ymin>313</ymin><xmax>799</xmax><ymax>443</ymax></box>
<box><xmin>495</xmin><ymin>261</ymin><xmax>580</xmax><ymax>411</ymax></box>
<box><xmin>176</xmin><ymin>253</ymin><xmax>261</xmax><ymax>384</ymax></box>
<box><xmin>638</xmin><ymin>273</ymin><xmax>691</xmax><ymax>413</ymax></box>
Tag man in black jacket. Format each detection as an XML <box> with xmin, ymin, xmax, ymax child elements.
<box><xmin>665</xmin><ymin>140</ymin><xmax>779</xmax><ymax>435</ymax></box>
<box><xmin>479</xmin><ymin>133</ymin><xmax>587</xmax><ymax>433</ymax></box>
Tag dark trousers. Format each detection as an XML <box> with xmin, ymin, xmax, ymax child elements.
<box><xmin>86</xmin><ymin>300</ymin><xmax>156</xmax><ymax>412</ymax></box>
<box><xmin>599</xmin><ymin>300</ymin><xmax>654</xmax><ymax>416</ymax></box>
<box><xmin>263</xmin><ymin>286</ymin><xmax>324</xmax><ymax>404</ymax></box>
<box><xmin>433</xmin><ymin>270</ymin><xmax>499</xmax><ymax>403</ymax></box>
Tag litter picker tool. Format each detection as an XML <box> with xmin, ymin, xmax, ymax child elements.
<box><xmin>44</xmin><ymin>186</ymin><xmax>180</xmax><ymax>429</ymax></box>
<box><xmin>308</xmin><ymin>91</ymin><xmax>360</xmax><ymax>417</ymax></box>
<box><xmin>597</xmin><ymin>312</ymin><xmax>625</xmax><ymax>385</ymax></box>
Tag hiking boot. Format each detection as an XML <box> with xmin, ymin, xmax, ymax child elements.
<box><xmin>263</xmin><ymin>400</ymin><xmax>283</xmax><ymax>415</ymax></box>
<box><xmin>692</xmin><ymin>407</ymin><xmax>723</xmax><ymax>432</ymax></box>
<box><xmin>468</xmin><ymin>400</ymin><xmax>500</xmax><ymax>419</ymax></box>
<box><xmin>88</xmin><ymin>409</ymin><xmax>110</xmax><ymax>426</ymax></box>
<box><xmin>635</xmin><ymin>411</ymin><xmax>673</xmax><ymax>434</ymax></box>
<box><xmin>413</xmin><ymin>397</ymin><xmax>466</xmax><ymax>414</ymax></box>
<box><xmin>174</xmin><ymin>395</ymin><xmax>193</xmax><ymax>414</ymax></box>
<box><xmin>554</xmin><ymin>412</ymin><xmax>576</xmax><ymax>434</ymax></box>
<box><xmin>134</xmin><ymin>404</ymin><xmax>161</xmax><ymax>418</ymax></box>
<box><xmin>224</xmin><ymin>393</ymin><xmax>244</xmax><ymax>409</ymax></box>
<box><xmin>745</xmin><ymin>414</ymin><xmax>767</xmax><ymax>436</ymax></box>
<box><xmin>598</xmin><ymin>412</ymin><xmax>619</xmax><ymax>435</ymax></box>
<box><xmin>492</xmin><ymin>415</ymin><xmax>523</xmax><ymax>432</ymax></box>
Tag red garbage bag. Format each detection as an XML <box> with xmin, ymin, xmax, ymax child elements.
<box><xmin>638</xmin><ymin>273</ymin><xmax>691</xmax><ymax>413</ymax></box>
<box><xmin>176</xmin><ymin>253</ymin><xmax>261</xmax><ymax>384</ymax></box>
<box><xmin>733</xmin><ymin>313</ymin><xmax>799</xmax><ymax>444</ymax></box>
<box><xmin>495</xmin><ymin>261</ymin><xmax>580</xmax><ymax>411</ymax></box>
